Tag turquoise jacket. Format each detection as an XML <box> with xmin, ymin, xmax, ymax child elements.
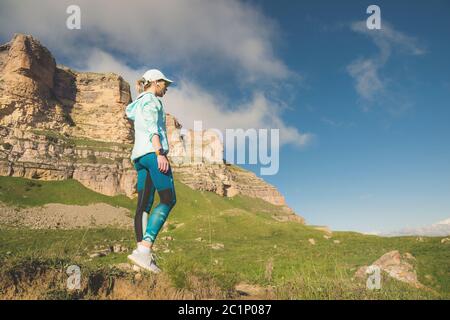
<box><xmin>125</xmin><ymin>91</ymin><xmax>169</xmax><ymax>161</ymax></box>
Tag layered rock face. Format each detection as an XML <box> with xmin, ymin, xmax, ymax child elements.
<box><xmin>0</xmin><ymin>126</ymin><xmax>136</xmax><ymax>197</ymax></box>
<box><xmin>0</xmin><ymin>34</ymin><xmax>133</xmax><ymax>144</ymax></box>
<box><xmin>0</xmin><ymin>34</ymin><xmax>302</xmax><ymax>221</ymax></box>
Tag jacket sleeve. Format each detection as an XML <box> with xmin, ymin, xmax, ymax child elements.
<box><xmin>141</xmin><ymin>99</ymin><xmax>160</xmax><ymax>142</ymax></box>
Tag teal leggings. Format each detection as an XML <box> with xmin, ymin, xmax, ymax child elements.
<box><xmin>133</xmin><ymin>152</ymin><xmax>176</xmax><ymax>243</ymax></box>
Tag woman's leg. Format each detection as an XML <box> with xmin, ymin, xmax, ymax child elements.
<box><xmin>133</xmin><ymin>162</ymin><xmax>156</xmax><ymax>243</ymax></box>
<box><xmin>137</xmin><ymin>153</ymin><xmax>176</xmax><ymax>247</ymax></box>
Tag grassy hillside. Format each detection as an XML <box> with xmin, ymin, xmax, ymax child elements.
<box><xmin>0</xmin><ymin>176</ymin><xmax>448</xmax><ymax>299</ymax></box>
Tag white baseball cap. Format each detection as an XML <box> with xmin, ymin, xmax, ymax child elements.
<box><xmin>142</xmin><ymin>69</ymin><xmax>173</xmax><ymax>84</ymax></box>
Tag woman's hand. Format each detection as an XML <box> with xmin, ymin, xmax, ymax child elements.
<box><xmin>157</xmin><ymin>155</ymin><xmax>170</xmax><ymax>173</ymax></box>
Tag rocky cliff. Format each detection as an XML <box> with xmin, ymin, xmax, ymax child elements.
<box><xmin>0</xmin><ymin>34</ymin><xmax>303</xmax><ymax>223</ymax></box>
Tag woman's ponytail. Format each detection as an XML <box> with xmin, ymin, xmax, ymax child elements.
<box><xmin>136</xmin><ymin>78</ymin><xmax>145</xmax><ymax>94</ymax></box>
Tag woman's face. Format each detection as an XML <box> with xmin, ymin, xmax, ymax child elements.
<box><xmin>155</xmin><ymin>80</ymin><xmax>170</xmax><ymax>97</ymax></box>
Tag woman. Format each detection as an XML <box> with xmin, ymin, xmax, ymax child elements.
<box><xmin>125</xmin><ymin>69</ymin><xmax>176</xmax><ymax>273</ymax></box>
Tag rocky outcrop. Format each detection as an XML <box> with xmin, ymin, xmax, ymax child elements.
<box><xmin>355</xmin><ymin>250</ymin><xmax>423</xmax><ymax>288</ymax></box>
<box><xmin>0</xmin><ymin>126</ymin><xmax>136</xmax><ymax>197</ymax></box>
<box><xmin>0</xmin><ymin>33</ymin><xmax>302</xmax><ymax>221</ymax></box>
<box><xmin>0</xmin><ymin>34</ymin><xmax>133</xmax><ymax>144</ymax></box>
<box><xmin>166</xmin><ymin>114</ymin><xmax>224</xmax><ymax>165</ymax></box>
<box><xmin>173</xmin><ymin>163</ymin><xmax>287</xmax><ymax>206</ymax></box>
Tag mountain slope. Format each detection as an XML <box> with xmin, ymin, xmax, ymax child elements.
<box><xmin>0</xmin><ymin>176</ymin><xmax>448</xmax><ymax>299</ymax></box>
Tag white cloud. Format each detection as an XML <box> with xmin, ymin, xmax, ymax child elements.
<box><xmin>351</xmin><ymin>21</ymin><xmax>425</xmax><ymax>60</ymax></box>
<box><xmin>347</xmin><ymin>21</ymin><xmax>425</xmax><ymax>112</ymax></box>
<box><xmin>37</xmin><ymin>43</ymin><xmax>314</xmax><ymax>148</ymax></box>
<box><xmin>380</xmin><ymin>217</ymin><xmax>450</xmax><ymax>237</ymax></box>
<box><xmin>82</xmin><ymin>49</ymin><xmax>145</xmax><ymax>92</ymax></box>
<box><xmin>0</xmin><ymin>0</ymin><xmax>290</xmax><ymax>82</ymax></box>
<box><xmin>0</xmin><ymin>0</ymin><xmax>312</xmax><ymax>149</ymax></box>
<box><xmin>347</xmin><ymin>58</ymin><xmax>383</xmax><ymax>104</ymax></box>
<box><xmin>164</xmin><ymin>80</ymin><xmax>314</xmax><ymax>148</ymax></box>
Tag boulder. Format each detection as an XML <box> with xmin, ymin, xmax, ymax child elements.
<box><xmin>355</xmin><ymin>250</ymin><xmax>423</xmax><ymax>288</ymax></box>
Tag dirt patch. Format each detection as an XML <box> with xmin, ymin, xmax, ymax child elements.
<box><xmin>234</xmin><ymin>282</ymin><xmax>275</xmax><ymax>300</ymax></box>
<box><xmin>0</xmin><ymin>202</ymin><xmax>133</xmax><ymax>229</ymax></box>
<box><xmin>0</xmin><ymin>262</ymin><xmax>235</xmax><ymax>300</ymax></box>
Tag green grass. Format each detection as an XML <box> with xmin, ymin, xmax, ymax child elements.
<box><xmin>30</xmin><ymin>129</ymin><xmax>132</xmax><ymax>151</ymax></box>
<box><xmin>0</xmin><ymin>176</ymin><xmax>449</xmax><ymax>299</ymax></box>
<box><xmin>0</xmin><ymin>176</ymin><xmax>135</xmax><ymax>211</ymax></box>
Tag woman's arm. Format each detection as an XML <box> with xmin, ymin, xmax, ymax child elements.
<box><xmin>151</xmin><ymin>134</ymin><xmax>169</xmax><ymax>173</ymax></box>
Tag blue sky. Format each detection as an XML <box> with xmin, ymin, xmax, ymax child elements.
<box><xmin>251</xmin><ymin>0</ymin><xmax>450</xmax><ymax>233</ymax></box>
<box><xmin>1</xmin><ymin>0</ymin><xmax>449</xmax><ymax>233</ymax></box>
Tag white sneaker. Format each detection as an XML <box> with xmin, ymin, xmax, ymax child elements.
<box><xmin>148</xmin><ymin>258</ymin><xmax>162</xmax><ymax>274</ymax></box>
<box><xmin>127</xmin><ymin>251</ymin><xmax>152</xmax><ymax>272</ymax></box>
<box><xmin>128</xmin><ymin>250</ymin><xmax>161</xmax><ymax>274</ymax></box>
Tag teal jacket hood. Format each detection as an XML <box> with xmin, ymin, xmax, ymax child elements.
<box><xmin>125</xmin><ymin>92</ymin><xmax>148</xmax><ymax>121</ymax></box>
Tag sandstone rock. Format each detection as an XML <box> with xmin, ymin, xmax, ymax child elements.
<box><xmin>355</xmin><ymin>250</ymin><xmax>423</xmax><ymax>288</ymax></box>
<box><xmin>0</xmin><ymin>34</ymin><xmax>132</xmax><ymax>143</ymax></box>
<box><xmin>112</xmin><ymin>244</ymin><xmax>128</xmax><ymax>253</ymax></box>
<box><xmin>235</xmin><ymin>282</ymin><xmax>266</xmax><ymax>297</ymax></box>
<box><xmin>333</xmin><ymin>240</ymin><xmax>340</xmax><ymax>244</ymax></box>
<box><xmin>210</xmin><ymin>243</ymin><xmax>225</xmax><ymax>250</ymax></box>
<box><xmin>441</xmin><ymin>238</ymin><xmax>450</xmax><ymax>244</ymax></box>
<box><xmin>313</xmin><ymin>226</ymin><xmax>332</xmax><ymax>236</ymax></box>
<box><xmin>308</xmin><ymin>238</ymin><xmax>316</xmax><ymax>245</ymax></box>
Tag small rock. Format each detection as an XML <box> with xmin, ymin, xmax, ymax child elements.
<box><xmin>308</xmin><ymin>238</ymin><xmax>316</xmax><ymax>245</ymax></box>
<box><xmin>88</xmin><ymin>248</ymin><xmax>110</xmax><ymax>258</ymax></box>
<box><xmin>113</xmin><ymin>244</ymin><xmax>127</xmax><ymax>253</ymax></box>
<box><xmin>211</xmin><ymin>243</ymin><xmax>225</xmax><ymax>250</ymax></box>
<box><xmin>404</xmin><ymin>252</ymin><xmax>416</xmax><ymax>260</ymax></box>
<box><xmin>134</xmin><ymin>273</ymin><xmax>142</xmax><ymax>281</ymax></box>
<box><xmin>323</xmin><ymin>235</ymin><xmax>331</xmax><ymax>240</ymax></box>
<box><xmin>416</xmin><ymin>237</ymin><xmax>424</xmax><ymax>242</ymax></box>
<box><xmin>162</xmin><ymin>236</ymin><xmax>174</xmax><ymax>241</ymax></box>
<box><xmin>333</xmin><ymin>240</ymin><xmax>340</xmax><ymax>244</ymax></box>
<box><xmin>235</xmin><ymin>282</ymin><xmax>266</xmax><ymax>297</ymax></box>
<box><xmin>6</xmin><ymin>251</ymin><xmax>11</xmax><ymax>255</ymax></box>
<box><xmin>441</xmin><ymin>238</ymin><xmax>450</xmax><ymax>244</ymax></box>
<box><xmin>132</xmin><ymin>265</ymin><xmax>141</xmax><ymax>272</ymax></box>
<box><xmin>195</xmin><ymin>237</ymin><xmax>204</xmax><ymax>242</ymax></box>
